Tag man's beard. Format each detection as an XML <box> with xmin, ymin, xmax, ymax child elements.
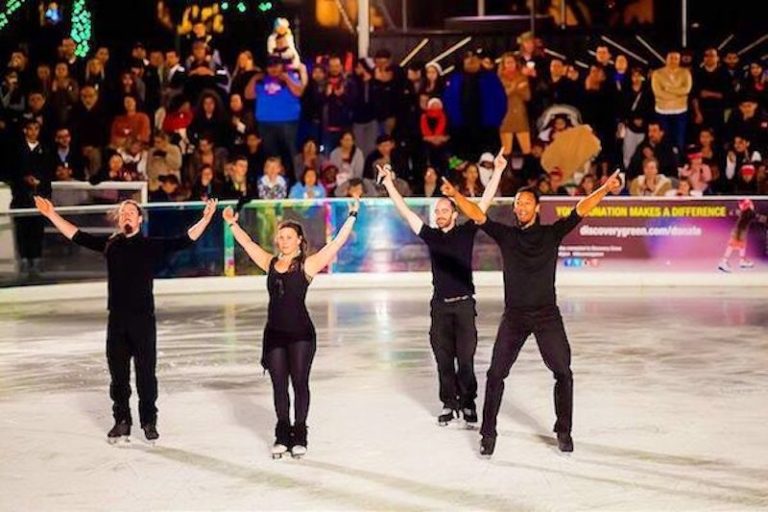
<box><xmin>123</xmin><ymin>224</ymin><xmax>133</xmax><ymax>234</ymax></box>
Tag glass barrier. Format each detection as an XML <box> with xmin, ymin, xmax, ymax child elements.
<box><xmin>2</xmin><ymin>196</ymin><xmax>767</xmax><ymax>288</ymax></box>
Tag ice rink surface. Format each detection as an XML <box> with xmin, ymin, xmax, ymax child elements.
<box><xmin>1</xmin><ymin>285</ymin><xmax>767</xmax><ymax>511</ymax></box>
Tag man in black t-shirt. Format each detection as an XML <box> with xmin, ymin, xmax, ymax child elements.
<box><xmin>442</xmin><ymin>171</ymin><xmax>622</xmax><ymax>456</ymax></box>
<box><xmin>34</xmin><ymin>196</ymin><xmax>218</xmax><ymax>444</ymax></box>
<box><xmin>379</xmin><ymin>151</ymin><xmax>505</xmax><ymax>427</ymax></box>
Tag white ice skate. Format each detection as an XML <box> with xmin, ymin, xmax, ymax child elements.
<box><xmin>271</xmin><ymin>443</ymin><xmax>290</xmax><ymax>459</ymax></box>
<box><xmin>717</xmin><ymin>260</ymin><xmax>732</xmax><ymax>273</ymax></box>
<box><xmin>740</xmin><ymin>259</ymin><xmax>754</xmax><ymax>269</ymax></box>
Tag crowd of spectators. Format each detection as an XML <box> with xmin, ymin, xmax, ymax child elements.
<box><xmin>3</xmin><ymin>18</ymin><xmax>768</xmax><ymax>214</ymax></box>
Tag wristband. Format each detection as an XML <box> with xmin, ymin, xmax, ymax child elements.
<box><xmin>348</xmin><ymin>211</ymin><xmax>358</xmax><ymax>219</ymax></box>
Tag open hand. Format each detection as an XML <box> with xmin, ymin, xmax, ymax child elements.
<box><xmin>440</xmin><ymin>176</ymin><xmax>458</xmax><ymax>197</ymax></box>
<box><xmin>222</xmin><ymin>206</ymin><xmax>239</xmax><ymax>225</ymax></box>
<box><xmin>34</xmin><ymin>196</ymin><xmax>55</xmax><ymax>217</ymax></box>
<box><xmin>202</xmin><ymin>198</ymin><xmax>218</xmax><ymax>221</ymax></box>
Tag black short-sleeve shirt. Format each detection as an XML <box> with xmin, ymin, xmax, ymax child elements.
<box><xmin>479</xmin><ymin>209</ymin><xmax>582</xmax><ymax>310</ymax></box>
<box><xmin>73</xmin><ymin>230</ymin><xmax>193</xmax><ymax>313</ymax></box>
<box><xmin>418</xmin><ymin>222</ymin><xmax>478</xmax><ymax>299</ymax></box>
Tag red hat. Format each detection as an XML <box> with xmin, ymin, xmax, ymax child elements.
<box><xmin>740</xmin><ymin>164</ymin><xmax>756</xmax><ymax>177</ymax></box>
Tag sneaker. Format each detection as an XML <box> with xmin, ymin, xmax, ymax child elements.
<box><xmin>107</xmin><ymin>419</ymin><xmax>131</xmax><ymax>444</ymax></box>
<box><xmin>557</xmin><ymin>432</ymin><xmax>574</xmax><ymax>452</ymax></box>
<box><xmin>717</xmin><ymin>260</ymin><xmax>732</xmax><ymax>273</ymax></box>
<box><xmin>437</xmin><ymin>407</ymin><xmax>457</xmax><ymax>426</ymax></box>
<box><xmin>142</xmin><ymin>423</ymin><xmax>159</xmax><ymax>443</ymax></box>
<box><xmin>740</xmin><ymin>259</ymin><xmax>754</xmax><ymax>269</ymax></box>
<box><xmin>462</xmin><ymin>408</ymin><xmax>478</xmax><ymax>426</ymax></box>
<box><xmin>480</xmin><ymin>435</ymin><xmax>496</xmax><ymax>457</ymax></box>
<box><xmin>291</xmin><ymin>423</ymin><xmax>308</xmax><ymax>458</ymax></box>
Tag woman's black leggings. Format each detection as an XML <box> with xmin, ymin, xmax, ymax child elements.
<box><xmin>265</xmin><ymin>340</ymin><xmax>316</xmax><ymax>425</ymax></box>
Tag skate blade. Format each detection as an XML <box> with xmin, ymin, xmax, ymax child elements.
<box><xmin>464</xmin><ymin>421</ymin><xmax>478</xmax><ymax>430</ymax></box>
<box><xmin>108</xmin><ymin>435</ymin><xmax>131</xmax><ymax>446</ymax></box>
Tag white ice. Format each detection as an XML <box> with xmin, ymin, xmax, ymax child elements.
<box><xmin>1</xmin><ymin>285</ymin><xmax>767</xmax><ymax>511</ymax></box>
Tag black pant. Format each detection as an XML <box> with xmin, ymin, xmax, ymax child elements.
<box><xmin>106</xmin><ymin>312</ymin><xmax>158</xmax><ymax>426</ymax></box>
<box><xmin>481</xmin><ymin>306</ymin><xmax>573</xmax><ymax>438</ymax></box>
<box><xmin>14</xmin><ymin>216</ymin><xmax>44</xmax><ymax>260</ymax></box>
<box><xmin>265</xmin><ymin>340</ymin><xmax>316</xmax><ymax>425</ymax></box>
<box><xmin>430</xmin><ymin>298</ymin><xmax>478</xmax><ymax>410</ymax></box>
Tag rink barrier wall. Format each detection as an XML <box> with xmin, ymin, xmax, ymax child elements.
<box><xmin>2</xmin><ymin>271</ymin><xmax>768</xmax><ymax>305</ymax></box>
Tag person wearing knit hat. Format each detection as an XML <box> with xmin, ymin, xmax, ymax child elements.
<box><xmin>679</xmin><ymin>144</ymin><xmax>713</xmax><ymax>193</ymax></box>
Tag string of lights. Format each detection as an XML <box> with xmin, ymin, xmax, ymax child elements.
<box><xmin>70</xmin><ymin>0</ymin><xmax>92</xmax><ymax>57</ymax></box>
<box><xmin>0</xmin><ymin>0</ymin><xmax>28</xmax><ymax>32</ymax></box>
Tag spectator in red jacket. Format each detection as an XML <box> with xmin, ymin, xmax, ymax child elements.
<box><xmin>421</xmin><ymin>97</ymin><xmax>450</xmax><ymax>172</ymax></box>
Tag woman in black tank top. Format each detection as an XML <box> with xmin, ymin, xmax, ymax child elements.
<box><xmin>222</xmin><ymin>198</ymin><xmax>359</xmax><ymax>458</ymax></box>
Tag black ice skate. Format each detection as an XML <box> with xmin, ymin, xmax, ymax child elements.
<box><xmin>142</xmin><ymin>423</ymin><xmax>159</xmax><ymax>444</ymax></box>
<box><xmin>107</xmin><ymin>419</ymin><xmax>131</xmax><ymax>445</ymax></box>
<box><xmin>557</xmin><ymin>432</ymin><xmax>574</xmax><ymax>453</ymax></box>
<box><xmin>480</xmin><ymin>435</ymin><xmax>496</xmax><ymax>457</ymax></box>
<box><xmin>437</xmin><ymin>407</ymin><xmax>458</xmax><ymax>426</ymax></box>
<box><xmin>462</xmin><ymin>407</ymin><xmax>478</xmax><ymax>428</ymax></box>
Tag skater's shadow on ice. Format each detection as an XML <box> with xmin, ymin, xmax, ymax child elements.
<box><xmin>491</xmin><ymin>457</ymin><xmax>768</xmax><ymax>508</ymax></box>
<box><xmin>223</xmin><ymin>391</ymin><xmax>274</xmax><ymax>445</ymax></box>
<box><xmin>136</xmin><ymin>444</ymin><xmax>485</xmax><ymax>511</ymax></box>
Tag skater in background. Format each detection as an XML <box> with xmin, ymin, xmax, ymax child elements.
<box><xmin>718</xmin><ymin>198</ymin><xmax>768</xmax><ymax>272</ymax></box>
<box><xmin>378</xmin><ymin>150</ymin><xmax>505</xmax><ymax>428</ymax></box>
<box><xmin>33</xmin><ymin>196</ymin><xmax>218</xmax><ymax>444</ymax></box>
<box><xmin>441</xmin><ymin>170</ymin><xmax>622</xmax><ymax>456</ymax></box>
<box><xmin>222</xmin><ymin>195</ymin><xmax>360</xmax><ymax>458</ymax></box>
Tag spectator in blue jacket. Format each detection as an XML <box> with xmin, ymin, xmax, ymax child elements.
<box><xmin>443</xmin><ymin>50</ymin><xmax>506</xmax><ymax>162</ymax></box>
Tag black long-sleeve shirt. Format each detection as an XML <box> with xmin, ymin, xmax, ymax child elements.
<box><xmin>72</xmin><ymin>230</ymin><xmax>193</xmax><ymax>313</ymax></box>
<box><xmin>479</xmin><ymin>209</ymin><xmax>582</xmax><ymax>311</ymax></box>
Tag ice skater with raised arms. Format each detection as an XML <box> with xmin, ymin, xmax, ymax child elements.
<box><xmin>441</xmin><ymin>171</ymin><xmax>622</xmax><ymax>456</ymax></box>
<box><xmin>222</xmin><ymin>196</ymin><xmax>360</xmax><ymax>459</ymax></box>
<box><xmin>378</xmin><ymin>150</ymin><xmax>506</xmax><ymax>428</ymax></box>
<box><xmin>34</xmin><ymin>196</ymin><xmax>218</xmax><ymax>444</ymax></box>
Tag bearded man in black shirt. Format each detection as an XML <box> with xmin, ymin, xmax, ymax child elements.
<box><xmin>441</xmin><ymin>171</ymin><xmax>622</xmax><ymax>456</ymax></box>
<box><xmin>378</xmin><ymin>150</ymin><xmax>505</xmax><ymax>428</ymax></box>
<box><xmin>34</xmin><ymin>196</ymin><xmax>218</xmax><ymax>444</ymax></box>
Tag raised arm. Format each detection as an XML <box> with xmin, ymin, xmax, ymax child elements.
<box><xmin>304</xmin><ymin>198</ymin><xmax>359</xmax><ymax>277</ymax></box>
<box><xmin>186</xmin><ymin>198</ymin><xmax>218</xmax><ymax>241</ymax></box>
<box><xmin>478</xmin><ymin>149</ymin><xmax>507</xmax><ymax>213</ymax></box>
<box><xmin>378</xmin><ymin>164</ymin><xmax>423</xmax><ymax>234</ymax></box>
<box><xmin>222</xmin><ymin>206</ymin><xmax>272</xmax><ymax>272</ymax></box>
<box><xmin>575</xmin><ymin>170</ymin><xmax>622</xmax><ymax>217</ymax></box>
<box><xmin>440</xmin><ymin>178</ymin><xmax>487</xmax><ymax>224</ymax></box>
<box><xmin>34</xmin><ymin>196</ymin><xmax>78</xmax><ymax>239</ymax></box>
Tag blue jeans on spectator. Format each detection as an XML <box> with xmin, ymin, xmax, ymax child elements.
<box><xmin>260</xmin><ymin>121</ymin><xmax>299</xmax><ymax>184</ymax></box>
<box><xmin>658</xmin><ymin>112</ymin><xmax>687</xmax><ymax>154</ymax></box>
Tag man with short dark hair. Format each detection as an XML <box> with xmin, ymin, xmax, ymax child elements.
<box><xmin>692</xmin><ymin>47</ymin><xmax>729</xmax><ymax>135</ymax></box>
<box><xmin>628</xmin><ymin>121</ymin><xmax>680</xmax><ymax>179</ymax></box>
<box><xmin>442</xmin><ymin>169</ymin><xmax>622</xmax><ymax>456</ymax></box>
<box><xmin>10</xmin><ymin>119</ymin><xmax>54</xmax><ymax>277</ymax></box>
